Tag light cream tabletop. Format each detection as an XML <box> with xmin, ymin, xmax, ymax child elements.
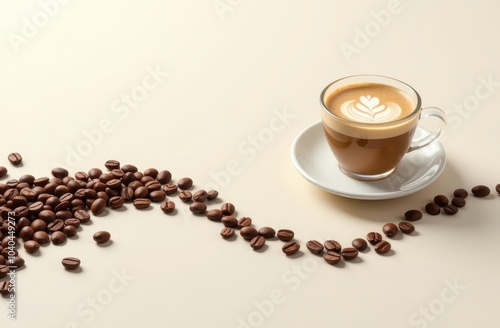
<box><xmin>1</xmin><ymin>1</ymin><xmax>499</xmax><ymax>328</ymax></box>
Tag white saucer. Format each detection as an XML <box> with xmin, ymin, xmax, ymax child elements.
<box><xmin>290</xmin><ymin>121</ymin><xmax>446</xmax><ymax>200</ymax></box>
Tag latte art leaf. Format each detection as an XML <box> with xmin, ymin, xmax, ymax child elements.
<box><xmin>340</xmin><ymin>95</ymin><xmax>402</xmax><ymax>123</ymax></box>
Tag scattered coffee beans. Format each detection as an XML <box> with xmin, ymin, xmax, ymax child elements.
<box><xmin>471</xmin><ymin>185</ymin><xmax>490</xmax><ymax>197</ymax></box>
<box><xmin>250</xmin><ymin>236</ymin><xmax>266</xmax><ymax>250</ymax></box>
<box><xmin>160</xmin><ymin>201</ymin><xmax>176</xmax><ymax>214</ymax></box>
<box><xmin>341</xmin><ymin>247</ymin><xmax>358</xmax><ymax>260</ymax></box>
<box><xmin>8</xmin><ymin>152</ymin><xmax>22</xmax><ymax>165</ymax></box>
<box><xmin>62</xmin><ymin>257</ymin><xmax>81</xmax><ymax>270</ymax></box>
<box><xmin>306</xmin><ymin>240</ymin><xmax>324</xmax><ymax>254</ymax></box>
<box><xmin>323</xmin><ymin>251</ymin><xmax>341</xmax><ymax>265</ymax></box>
<box><xmin>434</xmin><ymin>195</ymin><xmax>449</xmax><ymax>207</ymax></box>
<box><xmin>282</xmin><ymin>241</ymin><xmax>300</xmax><ymax>255</ymax></box>
<box><xmin>206</xmin><ymin>209</ymin><xmax>223</xmax><ymax>221</ymax></box>
<box><xmin>324</xmin><ymin>240</ymin><xmax>341</xmax><ymax>253</ymax></box>
<box><xmin>258</xmin><ymin>227</ymin><xmax>276</xmax><ymax>239</ymax></box>
<box><xmin>221</xmin><ymin>203</ymin><xmax>235</xmax><ymax>216</ymax></box>
<box><xmin>220</xmin><ymin>227</ymin><xmax>235</xmax><ymax>239</ymax></box>
<box><xmin>93</xmin><ymin>231</ymin><xmax>111</xmax><ymax>244</ymax></box>
<box><xmin>374</xmin><ymin>240</ymin><xmax>391</xmax><ymax>254</ymax></box>
<box><xmin>24</xmin><ymin>240</ymin><xmax>40</xmax><ymax>253</ymax></box>
<box><xmin>133</xmin><ymin>198</ymin><xmax>151</xmax><ymax>209</ymax></box>
<box><xmin>240</xmin><ymin>226</ymin><xmax>258</xmax><ymax>240</ymax></box>
<box><xmin>177</xmin><ymin>177</ymin><xmax>193</xmax><ymax>190</ymax></box>
<box><xmin>443</xmin><ymin>204</ymin><xmax>458</xmax><ymax>215</ymax></box>
<box><xmin>366</xmin><ymin>232</ymin><xmax>382</xmax><ymax>245</ymax></box>
<box><xmin>451</xmin><ymin>197</ymin><xmax>466</xmax><ymax>207</ymax></box>
<box><xmin>454</xmin><ymin>188</ymin><xmax>468</xmax><ymax>199</ymax></box>
<box><xmin>90</xmin><ymin>198</ymin><xmax>107</xmax><ymax>215</ymax></box>
<box><xmin>193</xmin><ymin>190</ymin><xmax>208</xmax><ymax>202</ymax></box>
<box><xmin>398</xmin><ymin>222</ymin><xmax>415</xmax><ymax>234</ymax></box>
<box><xmin>178</xmin><ymin>191</ymin><xmax>192</xmax><ymax>202</ymax></box>
<box><xmin>425</xmin><ymin>202</ymin><xmax>440</xmax><ymax>215</ymax></box>
<box><xmin>277</xmin><ymin>229</ymin><xmax>294</xmax><ymax>242</ymax></box>
<box><xmin>351</xmin><ymin>238</ymin><xmax>367</xmax><ymax>251</ymax></box>
<box><xmin>0</xmin><ymin>166</ymin><xmax>7</xmax><ymax>178</ymax></box>
<box><xmin>51</xmin><ymin>231</ymin><xmax>66</xmax><ymax>245</ymax></box>
<box><xmin>382</xmin><ymin>223</ymin><xmax>399</xmax><ymax>237</ymax></box>
<box><xmin>238</xmin><ymin>217</ymin><xmax>252</xmax><ymax>228</ymax></box>
<box><xmin>221</xmin><ymin>216</ymin><xmax>238</xmax><ymax>227</ymax></box>
<box><xmin>189</xmin><ymin>202</ymin><xmax>207</xmax><ymax>215</ymax></box>
<box><xmin>404</xmin><ymin>209</ymin><xmax>423</xmax><ymax>221</ymax></box>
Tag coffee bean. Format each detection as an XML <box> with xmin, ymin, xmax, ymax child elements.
<box><xmin>425</xmin><ymin>202</ymin><xmax>440</xmax><ymax>215</ymax></box>
<box><xmin>145</xmin><ymin>180</ymin><xmax>161</xmax><ymax>192</ymax></box>
<box><xmin>33</xmin><ymin>231</ymin><xmax>50</xmax><ymax>245</ymax></box>
<box><xmin>206</xmin><ymin>209</ymin><xmax>223</xmax><ymax>221</ymax></box>
<box><xmin>104</xmin><ymin>160</ymin><xmax>120</xmax><ymax>170</ymax></box>
<box><xmin>189</xmin><ymin>202</ymin><xmax>207</xmax><ymax>214</ymax></box>
<box><xmin>177</xmin><ymin>177</ymin><xmax>193</xmax><ymax>190</ymax></box>
<box><xmin>19</xmin><ymin>226</ymin><xmax>34</xmax><ymax>241</ymax></box>
<box><xmin>454</xmin><ymin>188</ymin><xmax>468</xmax><ymax>199</ymax></box>
<box><xmin>51</xmin><ymin>231</ymin><xmax>66</xmax><ymax>245</ymax></box>
<box><xmin>134</xmin><ymin>186</ymin><xmax>149</xmax><ymax>199</ymax></box>
<box><xmin>0</xmin><ymin>280</ymin><xmax>9</xmax><ymax>295</ymax></box>
<box><xmin>31</xmin><ymin>219</ymin><xmax>47</xmax><ymax>232</ymax></box>
<box><xmin>240</xmin><ymin>226</ymin><xmax>258</xmax><ymax>240</ymax></box>
<box><xmin>88</xmin><ymin>168</ymin><xmax>103</xmax><ymax>179</ymax></box>
<box><xmin>250</xmin><ymin>236</ymin><xmax>266</xmax><ymax>250</ymax></box>
<box><xmin>306</xmin><ymin>240</ymin><xmax>324</xmax><ymax>254</ymax></box>
<box><xmin>120</xmin><ymin>186</ymin><xmax>134</xmax><ymax>201</ymax></box>
<box><xmin>51</xmin><ymin>167</ymin><xmax>69</xmax><ymax>179</ymax></box>
<box><xmin>121</xmin><ymin>164</ymin><xmax>138</xmax><ymax>173</ymax></box>
<box><xmin>63</xmin><ymin>225</ymin><xmax>78</xmax><ymax>237</ymax></box>
<box><xmin>143</xmin><ymin>168</ymin><xmax>159</xmax><ymax>178</ymax></box>
<box><xmin>207</xmin><ymin>190</ymin><xmax>218</xmax><ymax>200</ymax></box>
<box><xmin>163</xmin><ymin>183</ymin><xmax>178</xmax><ymax>195</ymax></box>
<box><xmin>237</xmin><ymin>217</ymin><xmax>252</xmax><ymax>228</ymax></box>
<box><xmin>277</xmin><ymin>229</ymin><xmax>294</xmax><ymax>242</ymax></box>
<box><xmin>108</xmin><ymin>196</ymin><xmax>125</xmax><ymax>209</ymax></box>
<box><xmin>24</xmin><ymin>240</ymin><xmax>40</xmax><ymax>253</ymax></box>
<box><xmin>93</xmin><ymin>231</ymin><xmax>111</xmax><ymax>244</ymax></box>
<box><xmin>351</xmin><ymin>238</ymin><xmax>367</xmax><ymax>251</ymax></box>
<box><xmin>341</xmin><ymin>247</ymin><xmax>358</xmax><ymax>260</ymax></box>
<box><xmin>156</xmin><ymin>170</ymin><xmax>172</xmax><ymax>184</ymax></box>
<box><xmin>220</xmin><ymin>227</ymin><xmax>235</xmax><ymax>239</ymax></box>
<box><xmin>8</xmin><ymin>152</ymin><xmax>22</xmax><ymax>165</ymax></box>
<box><xmin>374</xmin><ymin>240</ymin><xmax>391</xmax><ymax>254</ymax></box>
<box><xmin>193</xmin><ymin>190</ymin><xmax>208</xmax><ymax>202</ymax></box>
<box><xmin>471</xmin><ymin>185</ymin><xmax>490</xmax><ymax>197</ymax></box>
<box><xmin>160</xmin><ymin>201</ymin><xmax>176</xmax><ymax>214</ymax></box>
<box><xmin>221</xmin><ymin>203</ymin><xmax>235</xmax><ymax>216</ymax></box>
<box><xmin>258</xmin><ymin>227</ymin><xmax>276</xmax><ymax>239</ymax></box>
<box><xmin>282</xmin><ymin>241</ymin><xmax>300</xmax><ymax>255</ymax></box>
<box><xmin>221</xmin><ymin>215</ymin><xmax>238</xmax><ymax>227</ymax></box>
<box><xmin>62</xmin><ymin>257</ymin><xmax>81</xmax><ymax>270</ymax></box>
<box><xmin>149</xmin><ymin>190</ymin><xmax>167</xmax><ymax>202</ymax></box>
<box><xmin>366</xmin><ymin>232</ymin><xmax>382</xmax><ymax>245</ymax></box>
<box><xmin>133</xmin><ymin>198</ymin><xmax>151</xmax><ymax>209</ymax></box>
<box><xmin>90</xmin><ymin>198</ymin><xmax>107</xmax><ymax>215</ymax></box>
<box><xmin>382</xmin><ymin>223</ymin><xmax>399</xmax><ymax>237</ymax></box>
<box><xmin>496</xmin><ymin>184</ymin><xmax>500</xmax><ymax>195</ymax></box>
<box><xmin>106</xmin><ymin>179</ymin><xmax>122</xmax><ymax>190</ymax></box>
<box><xmin>0</xmin><ymin>166</ymin><xmax>7</xmax><ymax>178</ymax></box>
<box><xmin>12</xmin><ymin>256</ymin><xmax>25</xmax><ymax>269</ymax></box>
<box><xmin>443</xmin><ymin>204</ymin><xmax>458</xmax><ymax>215</ymax></box>
<box><xmin>398</xmin><ymin>222</ymin><xmax>415</xmax><ymax>234</ymax></box>
<box><xmin>323</xmin><ymin>251</ymin><xmax>341</xmax><ymax>265</ymax></box>
<box><xmin>451</xmin><ymin>197</ymin><xmax>466</xmax><ymax>207</ymax></box>
<box><xmin>324</xmin><ymin>240</ymin><xmax>342</xmax><ymax>252</ymax></box>
<box><xmin>404</xmin><ymin>209</ymin><xmax>422</xmax><ymax>221</ymax></box>
<box><xmin>74</xmin><ymin>209</ymin><xmax>91</xmax><ymax>223</ymax></box>
<box><xmin>434</xmin><ymin>195</ymin><xmax>449</xmax><ymax>206</ymax></box>
<box><xmin>47</xmin><ymin>219</ymin><xmax>65</xmax><ymax>233</ymax></box>
<box><xmin>178</xmin><ymin>191</ymin><xmax>192</xmax><ymax>202</ymax></box>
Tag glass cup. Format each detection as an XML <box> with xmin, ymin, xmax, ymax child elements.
<box><xmin>320</xmin><ymin>75</ymin><xmax>446</xmax><ymax>181</ymax></box>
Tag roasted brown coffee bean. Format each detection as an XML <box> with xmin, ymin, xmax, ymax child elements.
<box><xmin>238</xmin><ymin>217</ymin><xmax>252</xmax><ymax>227</ymax></box>
<box><xmin>110</xmin><ymin>169</ymin><xmax>124</xmax><ymax>179</ymax></box>
<box><xmin>0</xmin><ymin>166</ymin><xmax>7</xmax><ymax>178</ymax></box>
<box><xmin>220</xmin><ymin>227</ymin><xmax>235</xmax><ymax>239</ymax></box>
<box><xmin>106</xmin><ymin>179</ymin><xmax>122</xmax><ymax>190</ymax></box>
<box><xmin>306</xmin><ymin>240</ymin><xmax>324</xmax><ymax>254</ymax></box>
<box><xmin>105</xmin><ymin>160</ymin><xmax>120</xmax><ymax>170</ymax></box>
<box><xmin>398</xmin><ymin>221</ymin><xmax>415</xmax><ymax>234</ymax></box>
<box><xmin>88</xmin><ymin>168</ymin><xmax>103</xmax><ymax>179</ymax></box>
<box><xmin>177</xmin><ymin>177</ymin><xmax>193</xmax><ymax>190</ymax></box>
<box><xmin>90</xmin><ymin>198</ymin><xmax>107</xmax><ymax>215</ymax></box>
<box><xmin>250</xmin><ymin>236</ymin><xmax>266</xmax><ymax>249</ymax></box>
<box><xmin>108</xmin><ymin>196</ymin><xmax>125</xmax><ymax>209</ymax></box>
<box><xmin>352</xmin><ymin>238</ymin><xmax>368</xmax><ymax>251</ymax></box>
<box><xmin>451</xmin><ymin>197</ymin><xmax>466</xmax><ymax>207</ymax></box>
<box><xmin>221</xmin><ymin>203</ymin><xmax>235</xmax><ymax>216</ymax></box>
<box><xmin>193</xmin><ymin>190</ymin><xmax>208</xmax><ymax>202</ymax></box>
<box><xmin>12</xmin><ymin>256</ymin><xmax>25</xmax><ymax>269</ymax></box>
<box><xmin>133</xmin><ymin>198</ymin><xmax>151</xmax><ymax>209</ymax></box>
<box><xmin>121</xmin><ymin>186</ymin><xmax>134</xmax><ymax>201</ymax></box>
<box><xmin>240</xmin><ymin>226</ymin><xmax>258</xmax><ymax>240</ymax></box>
<box><xmin>54</xmin><ymin>200</ymin><xmax>70</xmax><ymax>212</ymax></box>
<box><xmin>189</xmin><ymin>202</ymin><xmax>207</xmax><ymax>214</ymax></box>
<box><xmin>33</xmin><ymin>231</ymin><xmax>50</xmax><ymax>245</ymax></box>
<box><xmin>20</xmin><ymin>188</ymin><xmax>37</xmax><ymax>201</ymax></box>
<box><xmin>221</xmin><ymin>215</ymin><xmax>238</xmax><ymax>227</ymax></box>
<box><xmin>404</xmin><ymin>209</ymin><xmax>422</xmax><ymax>221</ymax></box>
<box><xmin>8</xmin><ymin>152</ymin><xmax>22</xmax><ymax>165</ymax></box>
<box><xmin>258</xmin><ymin>227</ymin><xmax>276</xmax><ymax>239</ymax></box>
<box><xmin>19</xmin><ymin>226</ymin><xmax>34</xmax><ymax>241</ymax></box>
<box><xmin>178</xmin><ymin>191</ymin><xmax>192</xmax><ymax>202</ymax></box>
<box><xmin>206</xmin><ymin>209</ymin><xmax>223</xmax><ymax>221</ymax></box>
<box><xmin>6</xmin><ymin>178</ymin><xmax>18</xmax><ymax>188</ymax></box>
<box><xmin>382</xmin><ymin>223</ymin><xmax>399</xmax><ymax>237</ymax></box>
<box><xmin>121</xmin><ymin>172</ymin><xmax>137</xmax><ymax>185</ymax></box>
<box><xmin>74</xmin><ymin>171</ymin><xmax>89</xmax><ymax>182</ymax></box>
<box><xmin>141</xmin><ymin>168</ymin><xmax>158</xmax><ymax>178</ymax></box>
<box><xmin>134</xmin><ymin>186</ymin><xmax>149</xmax><ymax>199</ymax></box>
<box><xmin>472</xmin><ymin>185</ymin><xmax>490</xmax><ymax>197</ymax></box>
<box><xmin>282</xmin><ymin>241</ymin><xmax>300</xmax><ymax>255</ymax></box>
<box><xmin>121</xmin><ymin>164</ymin><xmax>138</xmax><ymax>173</ymax></box>
<box><xmin>23</xmin><ymin>240</ymin><xmax>40</xmax><ymax>253</ymax></box>
<box><xmin>277</xmin><ymin>229</ymin><xmax>294</xmax><ymax>242</ymax></box>
<box><xmin>324</xmin><ymin>240</ymin><xmax>342</xmax><ymax>252</ymax></box>
<box><xmin>64</xmin><ymin>218</ymin><xmax>80</xmax><ymax>228</ymax></box>
<box><xmin>323</xmin><ymin>251</ymin><xmax>341</xmax><ymax>265</ymax></box>
<box><xmin>51</xmin><ymin>167</ymin><xmax>69</xmax><ymax>179</ymax></box>
<box><xmin>33</xmin><ymin>176</ymin><xmax>50</xmax><ymax>187</ymax></box>
<box><xmin>454</xmin><ymin>188</ymin><xmax>468</xmax><ymax>198</ymax></box>
<box><xmin>12</xmin><ymin>195</ymin><xmax>28</xmax><ymax>207</ymax></box>
<box><xmin>31</xmin><ymin>219</ymin><xmax>47</xmax><ymax>232</ymax></box>
<box><xmin>63</xmin><ymin>225</ymin><xmax>78</xmax><ymax>237</ymax></box>
<box><xmin>163</xmin><ymin>183</ymin><xmax>178</xmax><ymax>195</ymax></box>
<box><xmin>93</xmin><ymin>231</ymin><xmax>111</xmax><ymax>244</ymax></box>
<box><xmin>51</xmin><ymin>231</ymin><xmax>66</xmax><ymax>245</ymax></box>
<box><xmin>74</xmin><ymin>209</ymin><xmax>91</xmax><ymax>223</ymax></box>
<box><xmin>496</xmin><ymin>184</ymin><xmax>500</xmax><ymax>194</ymax></box>
<box><xmin>62</xmin><ymin>257</ymin><xmax>81</xmax><ymax>270</ymax></box>
<box><xmin>47</xmin><ymin>219</ymin><xmax>65</xmax><ymax>232</ymax></box>
<box><xmin>341</xmin><ymin>247</ymin><xmax>358</xmax><ymax>260</ymax></box>
<box><xmin>425</xmin><ymin>202</ymin><xmax>440</xmax><ymax>215</ymax></box>
<box><xmin>0</xmin><ymin>256</ymin><xmax>5</xmax><ymax>265</ymax></box>
<box><xmin>374</xmin><ymin>240</ymin><xmax>391</xmax><ymax>254</ymax></box>
<box><xmin>443</xmin><ymin>204</ymin><xmax>458</xmax><ymax>215</ymax></box>
<box><xmin>207</xmin><ymin>190</ymin><xmax>218</xmax><ymax>200</ymax></box>
<box><xmin>145</xmin><ymin>180</ymin><xmax>161</xmax><ymax>192</ymax></box>
<box><xmin>160</xmin><ymin>201</ymin><xmax>176</xmax><ymax>214</ymax></box>
<box><xmin>366</xmin><ymin>232</ymin><xmax>382</xmax><ymax>245</ymax></box>
<box><xmin>434</xmin><ymin>195</ymin><xmax>449</xmax><ymax>206</ymax></box>
<box><xmin>149</xmin><ymin>190</ymin><xmax>167</xmax><ymax>202</ymax></box>
<box><xmin>156</xmin><ymin>170</ymin><xmax>172</xmax><ymax>184</ymax></box>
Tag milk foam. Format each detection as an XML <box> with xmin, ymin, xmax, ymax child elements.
<box><xmin>340</xmin><ymin>95</ymin><xmax>402</xmax><ymax>123</ymax></box>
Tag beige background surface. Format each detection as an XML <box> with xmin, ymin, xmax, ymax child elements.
<box><xmin>1</xmin><ymin>1</ymin><xmax>500</xmax><ymax>327</ymax></box>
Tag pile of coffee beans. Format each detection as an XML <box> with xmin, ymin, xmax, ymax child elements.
<box><xmin>1</xmin><ymin>152</ymin><xmax>500</xmax><ymax>296</ymax></box>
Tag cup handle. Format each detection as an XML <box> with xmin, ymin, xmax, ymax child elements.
<box><xmin>408</xmin><ymin>107</ymin><xmax>447</xmax><ymax>153</ymax></box>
